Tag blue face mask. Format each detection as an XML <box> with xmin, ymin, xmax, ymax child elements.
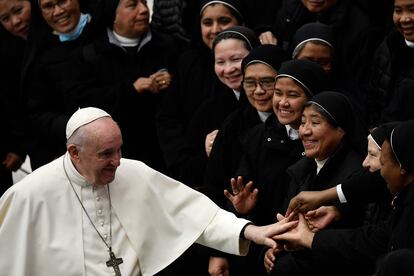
<box><xmin>58</xmin><ymin>13</ymin><xmax>90</xmax><ymax>42</ymax></box>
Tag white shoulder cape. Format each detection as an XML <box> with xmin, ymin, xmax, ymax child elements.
<box><xmin>0</xmin><ymin>155</ymin><xmax>248</xmax><ymax>275</ymax></box>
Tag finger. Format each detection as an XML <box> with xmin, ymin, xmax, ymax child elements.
<box><xmin>262</xmin><ymin>237</ymin><xmax>277</xmax><ymax>249</ymax></box>
<box><xmin>230</xmin><ymin>178</ymin><xmax>238</xmax><ymax>195</ymax></box>
<box><xmin>236</xmin><ymin>176</ymin><xmax>244</xmax><ymax>191</ymax></box>
<box><xmin>223</xmin><ymin>189</ymin><xmax>233</xmax><ymax>201</ymax></box>
<box><xmin>276</xmin><ymin>213</ymin><xmax>285</xmax><ymax>222</ymax></box>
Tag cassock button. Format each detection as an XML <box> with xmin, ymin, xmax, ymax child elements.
<box><xmin>98</xmin><ymin>209</ymin><xmax>102</xmax><ymax>214</ymax></box>
<box><xmin>267</xmin><ymin>137</ymin><xmax>271</xmax><ymax>142</ymax></box>
<box><xmin>96</xmin><ymin>196</ymin><xmax>100</xmax><ymax>201</ymax></box>
<box><xmin>100</xmin><ymin>221</ymin><xmax>104</xmax><ymax>227</ymax></box>
<box><xmin>280</xmin><ymin>140</ymin><xmax>285</xmax><ymax>144</ymax></box>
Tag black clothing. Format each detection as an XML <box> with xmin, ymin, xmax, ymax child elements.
<box><xmin>229</xmin><ymin>114</ymin><xmax>303</xmax><ymax>276</ymax></box>
<box><xmin>311</xmin><ymin>181</ymin><xmax>414</xmax><ymax>275</ymax></box>
<box><xmin>367</xmin><ymin>30</ymin><xmax>414</xmax><ymax>127</ymax></box>
<box><xmin>204</xmin><ymin>104</ymin><xmax>262</xmax><ymax>208</ymax></box>
<box><xmin>239</xmin><ymin>114</ymin><xmax>304</xmax><ymax>225</ymax></box>
<box><xmin>22</xmin><ymin>1</ymin><xmax>92</xmax><ymax>169</ymax></box>
<box><xmin>25</xmin><ymin>36</ymin><xmax>88</xmax><ymax>169</ymax></box>
<box><xmin>0</xmin><ymin>33</ymin><xmax>27</xmax><ymax>193</ymax></box>
<box><xmin>273</xmin><ymin>0</ymin><xmax>381</xmax><ymax>114</ymax></box>
<box><xmin>271</xmin><ymin>144</ymin><xmax>366</xmax><ymax>276</ymax></box>
<box><xmin>284</xmin><ymin>144</ymin><xmax>365</xmax><ymax>226</ymax></box>
<box><xmin>156</xmin><ymin>46</ymin><xmax>226</xmax><ymax>182</ymax></box>
<box><xmin>179</xmin><ymin>88</ymin><xmax>246</xmax><ymax>188</ymax></box>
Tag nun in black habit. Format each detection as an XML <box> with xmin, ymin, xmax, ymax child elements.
<box><xmin>273</xmin><ymin>119</ymin><xmax>414</xmax><ymax>276</ymax></box>
<box><xmin>55</xmin><ymin>0</ymin><xmax>179</xmax><ymax>172</ymax></box>
<box><xmin>156</xmin><ymin>0</ymin><xmax>245</xmax><ymax>185</ymax></box>
<box><xmin>204</xmin><ymin>44</ymin><xmax>288</xmax><ymax>276</ymax></box>
<box><xmin>175</xmin><ymin>25</ymin><xmax>260</xmax><ymax>189</ymax></box>
<box><xmin>204</xmin><ymin>44</ymin><xmax>288</xmax><ymax>209</ymax></box>
<box><xmin>269</xmin><ymin>91</ymin><xmax>368</xmax><ymax>276</ymax></box>
<box><xmin>216</xmin><ymin>59</ymin><xmax>326</xmax><ymax>276</ymax></box>
<box><xmin>22</xmin><ymin>0</ymin><xmax>94</xmax><ymax>169</ymax></box>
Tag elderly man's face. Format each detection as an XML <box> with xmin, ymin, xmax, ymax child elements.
<box><xmin>75</xmin><ymin>118</ymin><xmax>123</xmax><ymax>186</ymax></box>
<box><xmin>39</xmin><ymin>0</ymin><xmax>80</xmax><ymax>34</ymax></box>
<box><xmin>113</xmin><ymin>0</ymin><xmax>149</xmax><ymax>38</ymax></box>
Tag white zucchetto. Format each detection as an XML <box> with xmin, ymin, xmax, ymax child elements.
<box><xmin>66</xmin><ymin>107</ymin><xmax>111</xmax><ymax>140</ymax></box>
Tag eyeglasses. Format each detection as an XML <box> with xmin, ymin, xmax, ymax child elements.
<box><xmin>40</xmin><ymin>0</ymin><xmax>72</xmax><ymax>13</ymax></box>
<box><xmin>242</xmin><ymin>77</ymin><xmax>276</xmax><ymax>92</ymax></box>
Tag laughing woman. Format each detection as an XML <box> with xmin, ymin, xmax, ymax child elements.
<box><xmin>269</xmin><ymin>91</ymin><xmax>368</xmax><ymax>275</ymax></box>
<box><xmin>156</xmin><ymin>0</ymin><xmax>244</xmax><ymax>186</ymax></box>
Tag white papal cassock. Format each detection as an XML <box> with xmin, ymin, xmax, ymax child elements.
<box><xmin>0</xmin><ymin>153</ymin><xmax>250</xmax><ymax>276</ymax></box>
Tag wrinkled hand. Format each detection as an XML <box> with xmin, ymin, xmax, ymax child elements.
<box><xmin>133</xmin><ymin>70</ymin><xmax>172</xmax><ymax>94</ymax></box>
<box><xmin>286</xmin><ymin>190</ymin><xmax>331</xmax><ymax>216</ymax></box>
<box><xmin>2</xmin><ymin>152</ymin><xmax>23</xmax><ymax>171</ymax></box>
<box><xmin>243</xmin><ymin>213</ymin><xmax>298</xmax><ymax>249</ymax></box>
<box><xmin>150</xmin><ymin>70</ymin><xmax>172</xmax><ymax>91</ymax></box>
<box><xmin>259</xmin><ymin>31</ymin><xmax>278</xmax><ymax>45</ymax></box>
<box><xmin>305</xmin><ymin>205</ymin><xmax>340</xmax><ymax>232</ymax></box>
<box><xmin>208</xmin><ymin>256</ymin><xmax>229</xmax><ymax>276</ymax></box>
<box><xmin>224</xmin><ymin>176</ymin><xmax>258</xmax><ymax>215</ymax></box>
<box><xmin>205</xmin><ymin>129</ymin><xmax>219</xmax><ymax>157</ymax></box>
<box><xmin>274</xmin><ymin>213</ymin><xmax>314</xmax><ymax>250</ymax></box>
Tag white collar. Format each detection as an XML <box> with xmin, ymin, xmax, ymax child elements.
<box><xmin>232</xmin><ymin>89</ymin><xmax>241</xmax><ymax>100</ymax></box>
<box><xmin>257</xmin><ymin>111</ymin><xmax>272</xmax><ymax>123</ymax></box>
<box><xmin>285</xmin><ymin>125</ymin><xmax>299</xmax><ymax>140</ymax></box>
<box><xmin>315</xmin><ymin>158</ymin><xmax>328</xmax><ymax>174</ymax></box>
<box><xmin>405</xmin><ymin>39</ymin><xmax>414</xmax><ymax>48</ymax></box>
<box><xmin>64</xmin><ymin>152</ymin><xmax>90</xmax><ymax>187</ymax></box>
<box><xmin>108</xmin><ymin>28</ymin><xmax>152</xmax><ymax>52</ymax></box>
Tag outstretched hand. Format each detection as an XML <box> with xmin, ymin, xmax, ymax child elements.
<box><xmin>243</xmin><ymin>213</ymin><xmax>298</xmax><ymax>249</ymax></box>
<box><xmin>305</xmin><ymin>206</ymin><xmax>340</xmax><ymax>232</ymax></box>
<box><xmin>274</xmin><ymin>213</ymin><xmax>315</xmax><ymax>250</ymax></box>
<box><xmin>285</xmin><ymin>188</ymin><xmax>336</xmax><ymax>216</ymax></box>
<box><xmin>224</xmin><ymin>176</ymin><xmax>258</xmax><ymax>215</ymax></box>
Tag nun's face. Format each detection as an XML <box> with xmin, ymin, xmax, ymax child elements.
<box><xmin>114</xmin><ymin>0</ymin><xmax>149</xmax><ymax>38</ymax></box>
<box><xmin>243</xmin><ymin>63</ymin><xmax>277</xmax><ymax>112</ymax></box>
<box><xmin>214</xmin><ymin>38</ymin><xmax>249</xmax><ymax>91</ymax></box>
<box><xmin>362</xmin><ymin>137</ymin><xmax>381</xmax><ymax>172</ymax></box>
<box><xmin>301</xmin><ymin>0</ymin><xmax>337</xmax><ymax>14</ymax></box>
<box><xmin>0</xmin><ymin>0</ymin><xmax>31</xmax><ymax>39</ymax></box>
<box><xmin>296</xmin><ymin>42</ymin><xmax>333</xmax><ymax>74</ymax></box>
<box><xmin>393</xmin><ymin>0</ymin><xmax>414</xmax><ymax>42</ymax></box>
<box><xmin>39</xmin><ymin>0</ymin><xmax>80</xmax><ymax>34</ymax></box>
<box><xmin>299</xmin><ymin>105</ymin><xmax>345</xmax><ymax>161</ymax></box>
<box><xmin>380</xmin><ymin>140</ymin><xmax>405</xmax><ymax>195</ymax></box>
<box><xmin>273</xmin><ymin>77</ymin><xmax>308</xmax><ymax>129</ymax></box>
<box><xmin>200</xmin><ymin>4</ymin><xmax>239</xmax><ymax>49</ymax></box>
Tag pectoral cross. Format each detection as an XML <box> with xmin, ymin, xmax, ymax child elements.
<box><xmin>106</xmin><ymin>249</ymin><xmax>123</xmax><ymax>276</ymax></box>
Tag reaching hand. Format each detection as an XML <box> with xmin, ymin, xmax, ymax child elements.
<box><xmin>243</xmin><ymin>213</ymin><xmax>298</xmax><ymax>249</ymax></box>
<box><xmin>224</xmin><ymin>176</ymin><xmax>258</xmax><ymax>215</ymax></box>
<box><xmin>285</xmin><ymin>188</ymin><xmax>337</xmax><ymax>216</ymax></box>
<box><xmin>274</xmin><ymin>213</ymin><xmax>314</xmax><ymax>250</ymax></box>
<box><xmin>259</xmin><ymin>31</ymin><xmax>278</xmax><ymax>45</ymax></box>
<box><xmin>208</xmin><ymin>256</ymin><xmax>229</xmax><ymax>276</ymax></box>
<box><xmin>305</xmin><ymin>206</ymin><xmax>340</xmax><ymax>232</ymax></box>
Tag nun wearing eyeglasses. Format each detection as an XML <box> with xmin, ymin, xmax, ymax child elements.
<box><xmin>272</xmin><ymin>119</ymin><xmax>414</xmax><ymax>276</ymax></box>
<box><xmin>267</xmin><ymin>91</ymin><xmax>369</xmax><ymax>275</ymax></box>
<box><xmin>22</xmin><ymin>0</ymin><xmax>95</xmax><ymax>170</ymax></box>
<box><xmin>204</xmin><ymin>44</ymin><xmax>288</xmax><ymax>276</ymax></box>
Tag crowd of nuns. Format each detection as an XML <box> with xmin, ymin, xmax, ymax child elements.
<box><xmin>2</xmin><ymin>0</ymin><xmax>414</xmax><ymax>275</ymax></box>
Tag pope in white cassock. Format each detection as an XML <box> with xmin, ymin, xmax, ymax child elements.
<box><xmin>0</xmin><ymin>107</ymin><xmax>296</xmax><ymax>276</ymax></box>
